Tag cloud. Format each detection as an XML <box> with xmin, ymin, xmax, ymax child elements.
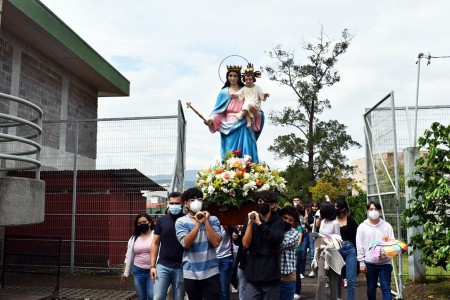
<box><xmin>42</xmin><ymin>0</ymin><xmax>450</xmax><ymax>173</ymax></box>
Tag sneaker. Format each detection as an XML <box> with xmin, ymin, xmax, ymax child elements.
<box><xmin>308</xmin><ymin>271</ymin><xmax>315</xmax><ymax>278</ymax></box>
<box><xmin>343</xmin><ymin>279</ymin><xmax>347</xmax><ymax>288</ymax></box>
<box><xmin>293</xmin><ymin>294</ymin><xmax>301</xmax><ymax>300</ymax></box>
<box><xmin>326</xmin><ymin>282</ymin><xmax>329</xmax><ymax>288</ymax></box>
<box><xmin>300</xmin><ymin>274</ymin><xmax>305</xmax><ymax>279</ymax></box>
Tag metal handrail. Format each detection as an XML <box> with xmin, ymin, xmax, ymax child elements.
<box><xmin>0</xmin><ymin>93</ymin><xmax>43</xmax><ymax>179</ymax></box>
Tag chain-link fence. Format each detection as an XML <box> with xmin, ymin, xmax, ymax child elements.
<box><xmin>364</xmin><ymin>93</ymin><xmax>450</xmax><ymax>288</ymax></box>
<box><xmin>5</xmin><ymin>101</ymin><xmax>186</xmax><ymax>270</ymax></box>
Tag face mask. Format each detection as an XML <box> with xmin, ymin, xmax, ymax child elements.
<box><xmin>189</xmin><ymin>200</ymin><xmax>203</xmax><ymax>213</ymax></box>
<box><xmin>283</xmin><ymin>221</ymin><xmax>293</xmax><ymax>231</ymax></box>
<box><xmin>368</xmin><ymin>210</ymin><xmax>380</xmax><ymax>220</ymax></box>
<box><xmin>257</xmin><ymin>203</ymin><xmax>271</xmax><ymax>215</ymax></box>
<box><xmin>168</xmin><ymin>204</ymin><xmax>182</xmax><ymax>215</ymax></box>
<box><xmin>138</xmin><ymin>223</ymin><xmax>150</xmax><ymax>233</ymax></box>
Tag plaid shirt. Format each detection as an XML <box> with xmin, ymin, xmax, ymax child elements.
<box><xmin>280</xmin><ymin>227</ymin><xmax>300</xmax><ymax>275</ymax></box>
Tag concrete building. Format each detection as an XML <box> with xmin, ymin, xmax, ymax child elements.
<box><xmin>0</xmin><ymin>0</ymin><xmax>130</xmax><ymax>170</ymax></box>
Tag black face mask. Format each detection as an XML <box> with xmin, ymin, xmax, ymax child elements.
<box><xmin>257</xmin><ymin>203</ymin><xmax>271</xmax><ymax>215</ymax></box>
<box><xmin>283</xmin><ymin>221</ymin><xmax>293</xmax><ymax>231</ymax></box>
<box><xmin>138</xmin><ymin>223</ymin><xmax>150</xmax><ymax>233</ymax></box>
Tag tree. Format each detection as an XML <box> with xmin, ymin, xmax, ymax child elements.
<box><xmin>265</xmin><ymin>28</ymin><xmax>361</xmax><ymax>195</ymax></box>
<box><xmin>403</xmin><ymin>122</ymin><xmax>450</xmax><ymax>270</ymax></box>
<box><xmin>308</xmin><ymin>170</ymin><xmax>353</xmax><ymax>201</ymax></box>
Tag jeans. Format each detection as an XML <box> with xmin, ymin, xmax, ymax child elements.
<box><xmin>299</xmin><ymin>231</ymin><xmax>310</xmax><ymax>275</ymax></box>
<box><xmin>366</xmin><ymin>263</ymin><xmax>393</xmax><ymax>300</ymax></box>
<box><xmin>132</xmin><ymin>265</ymin><xmax>153</xmax><ymax>300</ymax></box>
<box><xmin>218</xmin><ymin>255</ymin><xmax>234</xmax><ymax>300</ymax></box>
<box><xmin>184</xmin><ymin>274</ymin><xmax>221</xmax><ymax>300</ymax></box>
<box><xmin>280</xmin><ymin>281</ymin><xmax>296</xmax><ymax>300</ymax></box>
<box><xmin>153</xmin><ymin>264</ymin><xmax>184</xmax><ymax>300</ymax></box>
<box><xmin>308</xmin><ymin>235</ymin><xmax>316</xmax><ymax>264</ymax></box>
<box><xmin>337</xmin><ymin>242</ymin><xmax>357</xmax><ymax>300</ymax></box>
<box><xmin>238</xmin><ymin>267</ymin><xmax>247</xmax><ymax>300</ymax></box>
<box><xmin>295</xmin><ymin>251</ymin><xmax>302</xmax><ymax>295</ymax></box>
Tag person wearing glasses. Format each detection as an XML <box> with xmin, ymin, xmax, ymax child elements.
<box><xmin>242</xmin><ymin>190</ymin><xmax>285</xmax><ymax>299</ymax></box>
<box><xmin>175</xmin><ymin>188</ymin><xmax>222</xmax><ymax>300</ymax></box>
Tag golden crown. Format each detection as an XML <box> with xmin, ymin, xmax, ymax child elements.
<box><xmin>243</xmin><ymin>63</ymin><xmax>261</xmax><ymax>78</ymax></box>
<box><xmin>227</xmin><ymin>65</ymin><xmax>242</xmax><ymax>73</ymax></box>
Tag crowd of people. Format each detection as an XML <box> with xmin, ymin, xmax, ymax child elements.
<box><xmin>121</xmin><ymin>187</ymin><xmax>396</xmax><ymax>300</ymax></box>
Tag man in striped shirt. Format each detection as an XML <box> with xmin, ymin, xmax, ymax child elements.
<box><xmin>175</xmin><ymin>188</ymin><xmax>223</xmax><ymax>300</ymax></box>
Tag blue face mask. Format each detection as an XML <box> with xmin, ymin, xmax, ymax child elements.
<box><xmin>168</xmin><ymin>204</ymin><xmax>182</xmax><ymax>215</ymax></box>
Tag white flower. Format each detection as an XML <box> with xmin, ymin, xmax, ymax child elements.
<box><xmin>208</xmin><ymin>185</ymin><xmax>215</xmax><ymax>194</ymax></box>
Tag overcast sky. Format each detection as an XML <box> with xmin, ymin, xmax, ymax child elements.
<box><xmin>41</xmin><ymin>0</ymin><xmax>450</xmax><ymax>171</ymax></box>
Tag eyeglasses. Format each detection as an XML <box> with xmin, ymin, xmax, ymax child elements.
<box><xmin>188</xmin><ymin>198</ymin><xmax>203</xmax><ymax>202</ymax></box>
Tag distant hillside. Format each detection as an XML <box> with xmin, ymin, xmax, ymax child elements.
<box><xmin>148</xmin><ymin>170</ymin><xmax>199</xmax><ymax>189</ymax></box>
<box><xmin>185</xmin><ymin>169</ymin><xmax>199</xmax><ymax>188</ymax></box>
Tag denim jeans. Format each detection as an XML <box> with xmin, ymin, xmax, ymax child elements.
<box><xmin>337</xmin><ymin>242</ymin><xmax>357</xmax><ymax>300</ymax></box>
<box><xmin>298</xmin><ymin>231</ymin><xmax>310</xmax><ymax>275</ymax></box>
<box><xmin>308</xmin><ymin>235</ymin><xmax>316</xmax><ymax>264</ymax></box>
<box><xmin>295</xmin><ymin>251</ymin><xmax>302</xmax><ymax>295</ymax></box>
<box><xmin>153</xmin><ymin>264</ymin><xmax>184</xmax><ymax>300</ymax></box>
<box><xmin>237</xmin><ymin>267</ymin><xmax>247</xmax><ymax>300</ymax></box>
<box><xmin>280</xmin><ymin>281</ymin><xmax>296</xmax><ymax>300</ymax></box>
<box><xmin>132</xmin><ymin>265</ymin><xmax>153</xmax><ymax>300</ymax></box>
<box><xmin>218</xmin><ymin>255</ymin><xmax>234</xmax><ymax>300</ymax></box>
<box><xmin>366</xmin><ymin>263</ymin><xmax>393</xmax><ymax>300</ymax></box>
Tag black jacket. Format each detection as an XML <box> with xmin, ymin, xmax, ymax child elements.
<box><xmin>243</xmin><ymin>213</ymin><xmax>285</xmax><ymax>285</ymax></box>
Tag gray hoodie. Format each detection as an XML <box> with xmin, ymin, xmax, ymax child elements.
<box><xmin>356</xmin><ymin>218</ymin><xmax>395</xmax><ymax>267</ymax></box>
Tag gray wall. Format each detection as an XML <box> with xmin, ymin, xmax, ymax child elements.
<box><xmin>0</xmin><ymin>29</ymin><xmax>98</xmax><ymax>162</ymax></box>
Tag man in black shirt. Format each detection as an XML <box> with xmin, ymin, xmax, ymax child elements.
<box><xmin>150</xmin><ymin>192</ymin><xmax>186</xmax><ymax>300</ymax></box>
<box><xmin>242</xmin><ymin>190</ymin><xmax>286</xmax><ymax>299</ymax></box>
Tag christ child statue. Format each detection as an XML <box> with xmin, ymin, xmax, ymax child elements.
<box><xmin>234</xmin><ymin>63</ymin><xmax>269</xmax><ymax>127</ymax></box>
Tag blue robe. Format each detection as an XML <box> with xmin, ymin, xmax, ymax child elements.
<box><xmin>209</xmin><ymin>88</ymin><xmax>265</xmax><ymax>163</ymax></box>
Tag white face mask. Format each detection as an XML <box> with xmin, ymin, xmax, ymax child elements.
<box><xmin>368</xmin><ymin>210</ymin><xmax>380</xmax><ymax>220</ymax></box>
<box><xmin>189</xmin><ymin>200</ymin><xmax>203</xmax><ymax>213</ymax></box>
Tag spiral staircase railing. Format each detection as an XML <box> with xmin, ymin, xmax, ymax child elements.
<box><xmin>0</xmin><ymin>93</ymin><xmax>43</xmax><ymax>179</ymax></box>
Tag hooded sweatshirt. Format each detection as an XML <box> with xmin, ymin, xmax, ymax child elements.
<box><xmin>356</xmin><ymin>218</ymin><xmax>394</xmax><ymax>267</ymax></box>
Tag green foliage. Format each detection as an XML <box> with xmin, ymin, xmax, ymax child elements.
<box><xmin>347</xmin><ymin>189</ymin><xmax>367</xmax><ymax>224</ymax></box>
<box><xmin>265</xmin><ymin>28</ymin><xmax>361</xmax><ymax>195</ymax></box>
<box><xmin>308</xmin><ymin>170</ymin><xmax>353</xmax><ymax>201</ymax></box>
<box><xmin>403</xmin><ymin>122</ymin><xmax>450</xmax><ymax>271</ymax></box>
<box><xmin>279</xmin><ymin>162</ymin><xmax>313</xmax><ymax>201</ymax></box>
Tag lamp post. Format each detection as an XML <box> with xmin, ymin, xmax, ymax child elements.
<box><xmin>413</xmin><ymin>53</ymin><xmax>424</xmax><ymax>148</ymax></box>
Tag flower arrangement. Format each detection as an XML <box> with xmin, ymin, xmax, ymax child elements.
<box><xmin>195</xmin><ymin>150</ymin><xmax>287</xmax><ymax>210</ymax></box>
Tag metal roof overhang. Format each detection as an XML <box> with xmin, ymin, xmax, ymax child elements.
<box><xmin>1</xmin><ymin>0</ymin><xmax>130</xmax><ymax>97</ymax></box>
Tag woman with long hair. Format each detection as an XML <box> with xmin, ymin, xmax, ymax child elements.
<box><xmin>335</xmin><ymin>199</ymin><xmax>358</xmax><ymax>300</ymax></box>
<box><xmin>313</xmin><ymin>201</ymin><xmax>344</xmax><ymax>300</ymax></box>
<box><xmin>121</xmin><ymin>213</ymin><xmax>155</xmax><ymax>300</ymax></box>
<box><xmin>307</xmin><ymin>201</ymin><xmax>320</xmax><ymax>278</ymax></box>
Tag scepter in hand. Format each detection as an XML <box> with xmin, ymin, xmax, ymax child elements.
<box><xmin>186</xmin><ymin>102</ymin><xmax>212</xmax><ymax>126</ymax></box>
